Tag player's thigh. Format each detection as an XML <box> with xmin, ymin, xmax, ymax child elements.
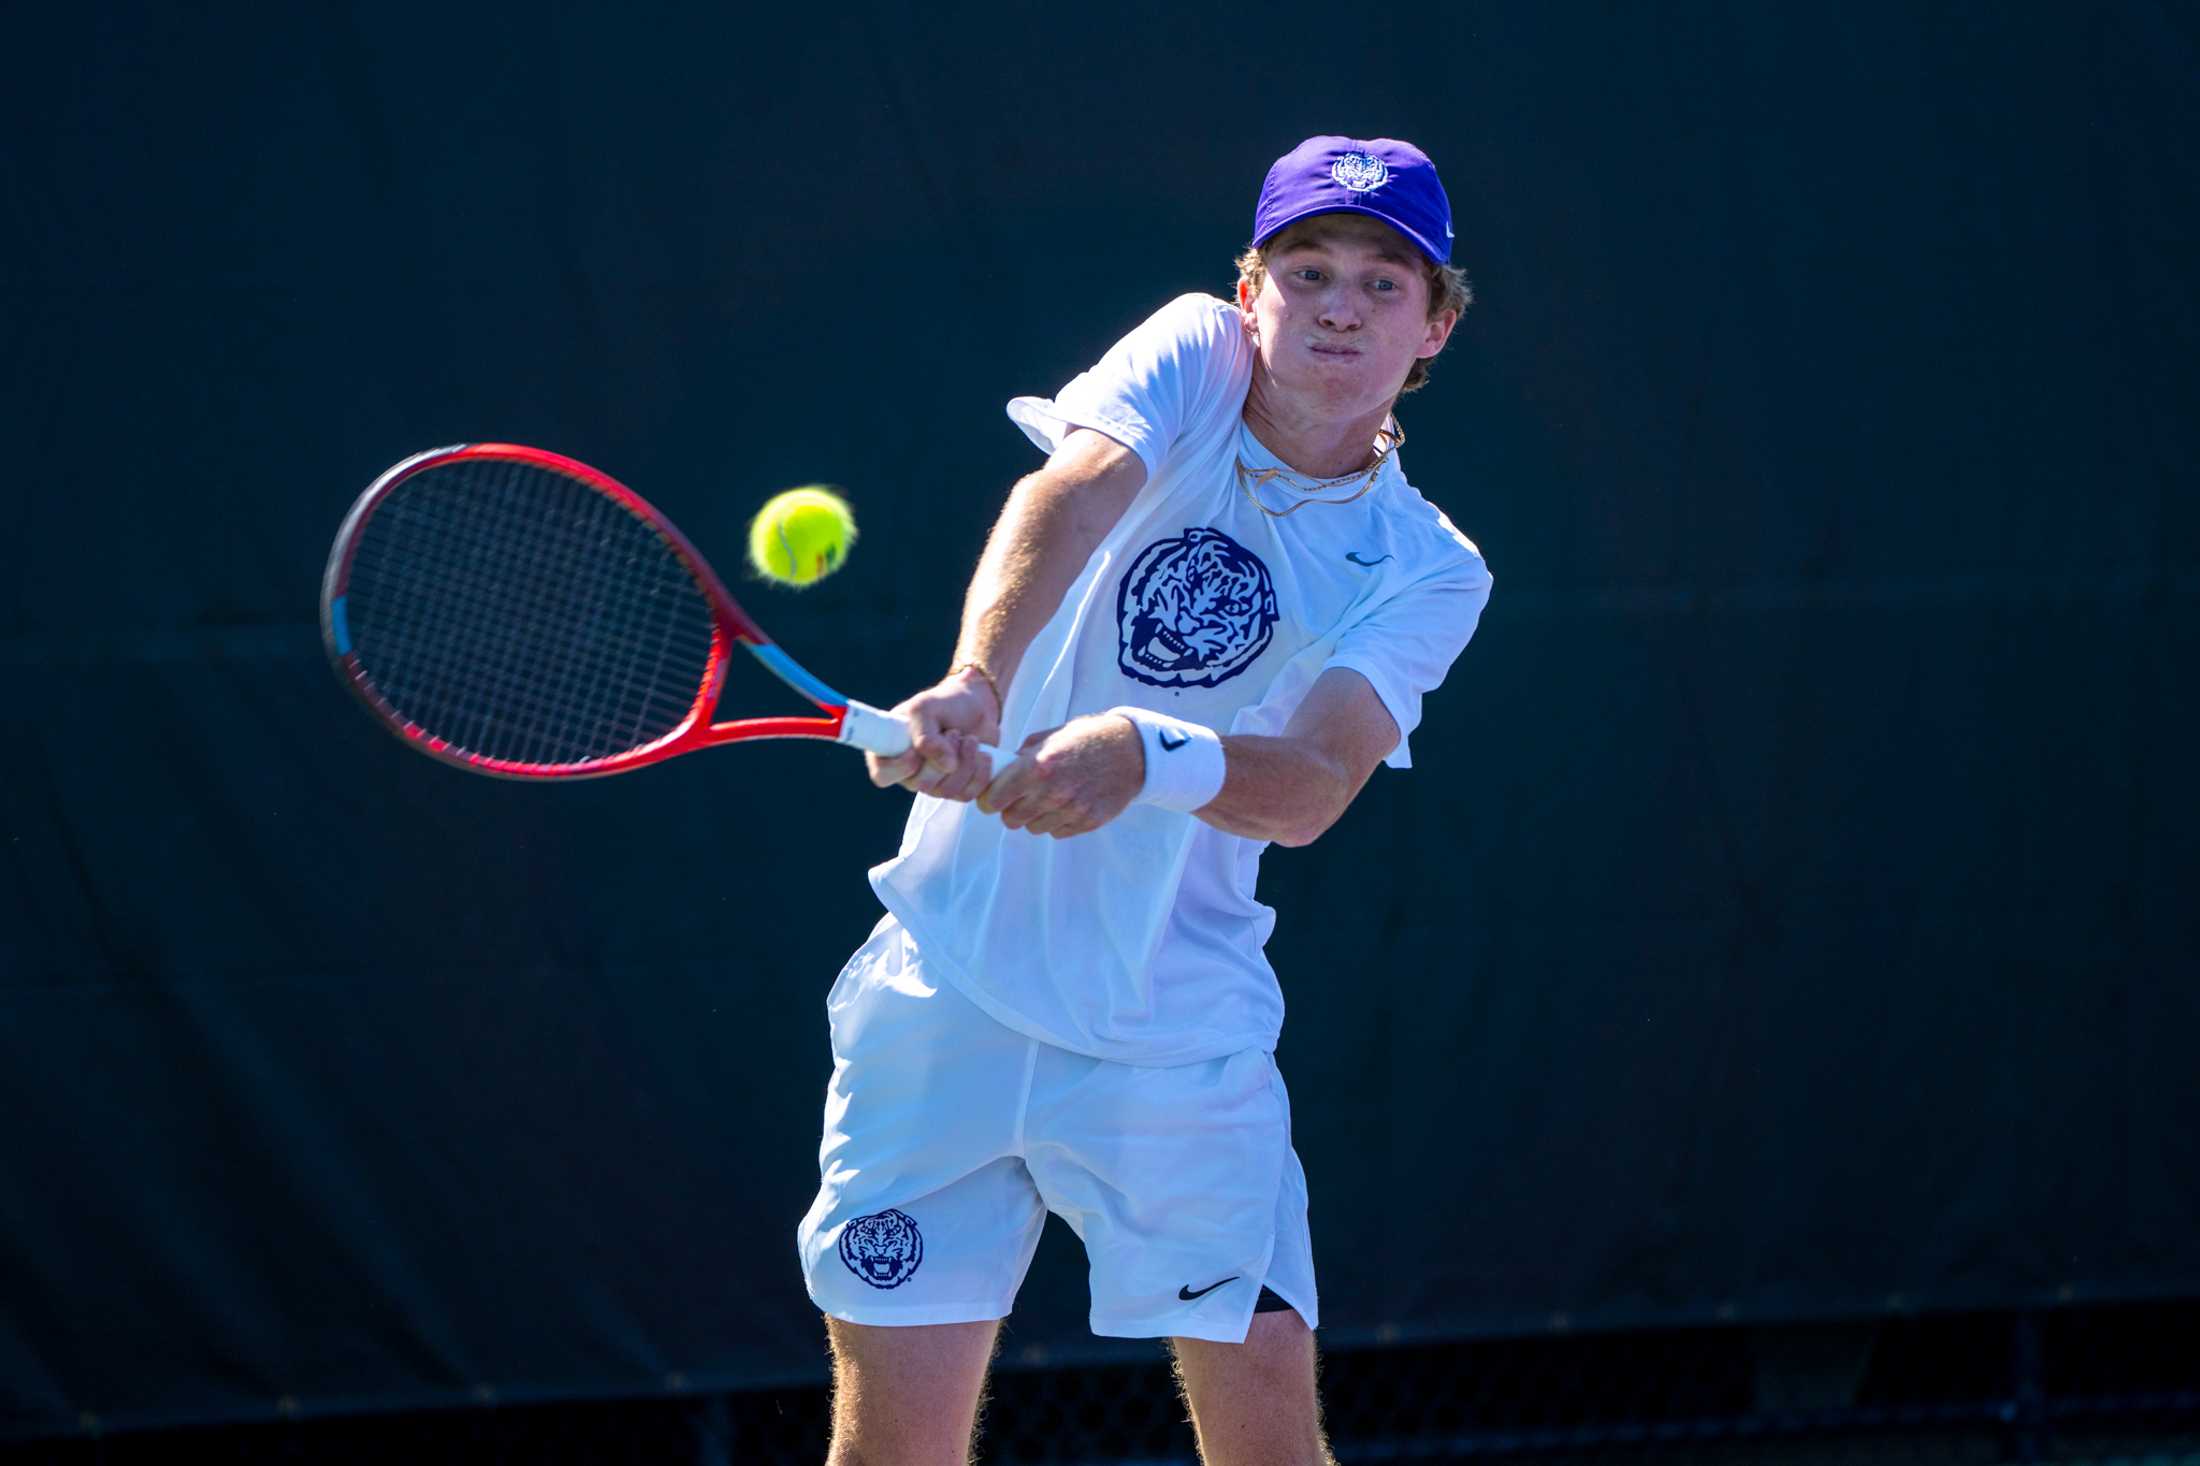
<box><xmin>800</xmin><ymin>919</ymin><xmax>1046</xmax><ymax>1324</ymax></box>
<box><xmin>1024</xmin><ymin>1044</ymin><xmax>1306</xmax><ymax>1340</ymax></box>
<box><xmin>1170</xmin><ymin>1308</ymin><xmax>1328</xmax><ymax>1466</ymax></box>
<box><xmin>826</xmin><ymin>1315</ymin><xmax>1001</xmax><ymax>1466</ymax></box>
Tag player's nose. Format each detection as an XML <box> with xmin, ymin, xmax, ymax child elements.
<box><xmin>1316</xmin><ymin>286</ymin><xmax>1360</xmax><ymax>330</ymax></box>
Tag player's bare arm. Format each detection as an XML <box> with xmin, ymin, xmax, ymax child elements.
<box><xmin>865</xmin><ymin>428</ymin><xmax>1147</xmax><ymax>798</ymax></box>
<box><xmin>979</xmin><ymin>666</ymin><xmax>1396</xmax><ymax>845</ymax></box>
<box><xmin>1194</xmin><ymin>667</ymin><xmax>1398</xmax><ymax>846</ymax></box>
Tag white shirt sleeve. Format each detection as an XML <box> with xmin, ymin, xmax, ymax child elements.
<box><xmin>1006</xmin><ymin>294</ymin><xmax>1247</xmax><ymax>479</ymax></box>
<box><xmin>1324</xmin><ymin>558</ymin><xmax>1493</xmax><ymax>771</ymax></box>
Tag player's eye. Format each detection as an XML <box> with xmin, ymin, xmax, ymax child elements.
<box><xmin>1294</xmin><ymin>268</ymin><xmax>1324</xmax><ymax>283</ymax></box>
<box><xmin>1371</xmin><ymin>278</ymin><xmax>1398</xmax><ymax>293</ymax></box>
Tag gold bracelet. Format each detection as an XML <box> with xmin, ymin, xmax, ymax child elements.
<box><xmin>950</xmin><ymin>661</ymin><xmax>1003</xmax><ymax>713</ymax></box>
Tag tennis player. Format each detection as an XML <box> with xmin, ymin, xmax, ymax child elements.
<box><xmin>799</xmin><ymin>136</ymin><xmax>1492</xmax><ymax>1466</ymax></box>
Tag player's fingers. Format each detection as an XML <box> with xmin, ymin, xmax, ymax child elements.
<box><xmin>963</xmin><ymin>734</ymin><xmax>1003</xmax><ymax>796</ymax></box>
<box><xmin>990</xmin><ymin>774</ymin><xmax>1040</xmax><ymax>827</ymax></box>
<box><xmin>1027</xmin><ymin>790</ymin><xmax>1101</xmax><ymax>839</ymax></box>
<box><xmin>998</xmin><ymin>781</ymin><xmax>1074</xmax><ymax>832</ymax></box>
<box><xmin>930</xmin><ymin>734</ymin><xmax>990</xmax><ymax>803</ymax></box>
<box><xmin>975</xmin><ymin>750</ymin><xmax>1031</xmax><ymax>815</ymax></box>
<box><xmin>980</xmin><ymin>765</ymin><xmax>1047</xmax><ymax>817</ymax></box>
<box><xmin>866</xmin><ymin>749</ymin><xmax>921</xmax><ymax>789</ymax></box>
<box><xmin>906</xmin><ymin>721</ymin><xmax>960</xmax><ymax>780</ymax></box>
<box><xmin>979</xmin><ymin>726</ymin><xmax>1059</xmax><ymax>812</ymax></box>
<box><xmin>998</xmin><ymin>795</ymin><xmax>1050</xmax><ymax>831</ymax></box>
<box><xmin>1023</xmin><ymin>806</ymin><xmax>1072</xmax><ymax>838</ymax></box>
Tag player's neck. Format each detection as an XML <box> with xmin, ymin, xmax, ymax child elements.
<box><xmin>1240</xmin><ymin>378</ymin><xmax>1397</xmax><ymax>479</ymax></box>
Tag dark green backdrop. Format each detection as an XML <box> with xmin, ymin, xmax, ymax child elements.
<box><xmin>4</xmin><ymin>0</ymin><xmax>2195</xmax><ymax>1440</ymax></box>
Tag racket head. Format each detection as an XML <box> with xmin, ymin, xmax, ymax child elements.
<box><xmin>322</xmin><ymin>443</ymin><xmax>770</xmax><ymax>779</ymax></box>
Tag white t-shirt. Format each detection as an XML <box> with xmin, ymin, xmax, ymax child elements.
<box><xmin>869</xmin><ymin>294</ymin><xmax>1492</xmax><ymax>1066</ymax></box>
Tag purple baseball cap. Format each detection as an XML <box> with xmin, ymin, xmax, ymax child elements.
<box><xmin>1252</xmin><ymin>135</ymin><xmax>1454</xmax><ymax>266</ymax></box>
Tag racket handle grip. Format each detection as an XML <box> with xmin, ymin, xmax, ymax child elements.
<box><xmin>838</xmin><ymin>699</ymin><xmax>1005</xmax><ymax>778</ymax></box>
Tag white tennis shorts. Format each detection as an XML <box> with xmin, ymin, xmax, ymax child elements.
<box><xmin>797</xmin><ymin>917</ymin><xmax>1318</xmax><ymax>1343</ymax></box>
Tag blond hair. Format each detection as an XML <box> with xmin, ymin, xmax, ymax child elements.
<box><xmin>1234</xmin><ymin>238</ymin><xmax>1472</xmax><ymax>394</ymax></box>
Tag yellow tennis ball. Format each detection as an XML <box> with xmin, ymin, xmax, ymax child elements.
<box><xmin>747</xmin><ymin>486</ymin><xmax>856</xmax><ymax>588</ymax></box>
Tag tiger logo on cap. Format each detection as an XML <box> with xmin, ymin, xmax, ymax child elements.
<box><xmin>1330</xmin><ymin>151</ymin><xmax>1390</xmax><ymax>193</ymax></box>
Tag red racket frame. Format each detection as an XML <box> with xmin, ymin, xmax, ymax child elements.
<box><xmin>321</xmin><ymin>442</ymin><xmax>898</xmax><ymax>780</ymax></box>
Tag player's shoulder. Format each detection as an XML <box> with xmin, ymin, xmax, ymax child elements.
<box><xmin>1105</xmin><ymin>293</ymin><xmax>1251</xmax><ymax>412</ymax></box>
<box><xmin>1380</xmin><ymin>478</ymin><xmax>1493</xmax><ymax>593</ymax></box>
<box><xmin>1131</xmin><ymin>292</ymin><xmax>1244</xmax><ymax>354</ymax></box>
<box><xmin>1154</xmin><ymin>291</ymin><xmax>1240</xmax><ymax>329</ymax></box>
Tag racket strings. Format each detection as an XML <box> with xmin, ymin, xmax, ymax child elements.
<box><xmin>496</xmin><ymin>463</ymin><xmax>709</xmax><ymax>760</ymax></box>
<box><xmin>369</xmin><ymin>469</ymin><xmax>707</xmax><ymax>765</ymax></box>
<box><xmin>343</xmin><ymin>458</ymin><xmax>717</xmax><ymax>767</ymax></box>
<box><xmin>361</xmin><ymin>467</ymin><xmax>580</xmax><ymax>758</ymax></box>
<box><xmin>398</xmin><ymin>464</ymin><xmax>549</xmax><ymax>754</ymax></box>
<box><xmin>515</xmin><ymin>476</ymin><xmax>631</xmax><ymax>763</ymax></box>
<box><xmin>374</xmin><ymin>464</ymin><xmax>614</xmax><ymax>757</ymax></box>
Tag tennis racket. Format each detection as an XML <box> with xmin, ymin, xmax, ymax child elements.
<box><xmin>320</xmin><ymin>442</ymin><xmax>999</xmax><ymax>781</ymax></box>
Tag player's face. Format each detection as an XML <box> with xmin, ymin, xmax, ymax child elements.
<box><xmin>1240</xmin><ymin>216</ymin><xmax>1456</xmax><ymax>416</ymax></box>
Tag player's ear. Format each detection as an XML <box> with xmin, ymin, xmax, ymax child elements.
<box><xmin>1417</xmin><ymin>307</ymin><xmax>1459</xmax><ymax>360</ymax></box>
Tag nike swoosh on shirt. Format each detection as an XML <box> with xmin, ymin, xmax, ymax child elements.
<box><xmin>1345</xmin><ymin>551</ymin><xmax>1393</xmax><ymax>567</ymax></box>
<box><xmin>1179</xmin><ymin>1277</ymin><xmax>1237</xmax><ymax>1301</ymax></box>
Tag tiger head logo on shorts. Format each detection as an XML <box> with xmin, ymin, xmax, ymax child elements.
<box><xmin>1116</xmin><ymin>527</ymin><xmax>1279</xmax><ymax>689</ymax></box>
<box><xmin>839</xmin><ymin>1208</ymin><xmax>924</xmax><ymax>1289</ymax></box>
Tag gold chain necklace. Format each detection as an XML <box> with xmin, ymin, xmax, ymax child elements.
<box><xmin>1235</xmin><ymin>417</ymin><xmax>1404</xmax><ymax>518</ymax></box>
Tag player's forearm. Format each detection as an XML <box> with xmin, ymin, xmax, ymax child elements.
<box><xmin>1193</xmin><ymin>734</ymin><xmax>1359</xmax><ymax>848</ymax></box>
<box><xmin>953</xmin><ymin>462</ymin><xmax>1131</xmax><ymax>693</ymax></box>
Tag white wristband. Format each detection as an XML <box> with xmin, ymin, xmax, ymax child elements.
<box><xmin>1110</xmin><ymin>706</ymin><xmax>1226</xmax><ymax>812</ymax></box>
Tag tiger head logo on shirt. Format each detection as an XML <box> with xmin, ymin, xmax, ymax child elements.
<box><xmin>1116</xmin><ymin>527</ymin><xmax>1279</xmax><ymax>689</ymax></box>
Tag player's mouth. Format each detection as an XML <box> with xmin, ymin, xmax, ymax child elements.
<box><xmin>1306</xmin><ymin>342</ymin><xmax>1362</xmax><ymax>358</ymax></box>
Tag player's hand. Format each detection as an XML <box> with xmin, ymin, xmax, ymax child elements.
<box><xmin>977</xmin><ymin>713</ymin><xmax>1143</xmax><ymax>839</ymax></box>
<box><xmin>867</xmin><ymin>666</ymin><xmax>1001</xmax><ymax>802</ymax></box>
